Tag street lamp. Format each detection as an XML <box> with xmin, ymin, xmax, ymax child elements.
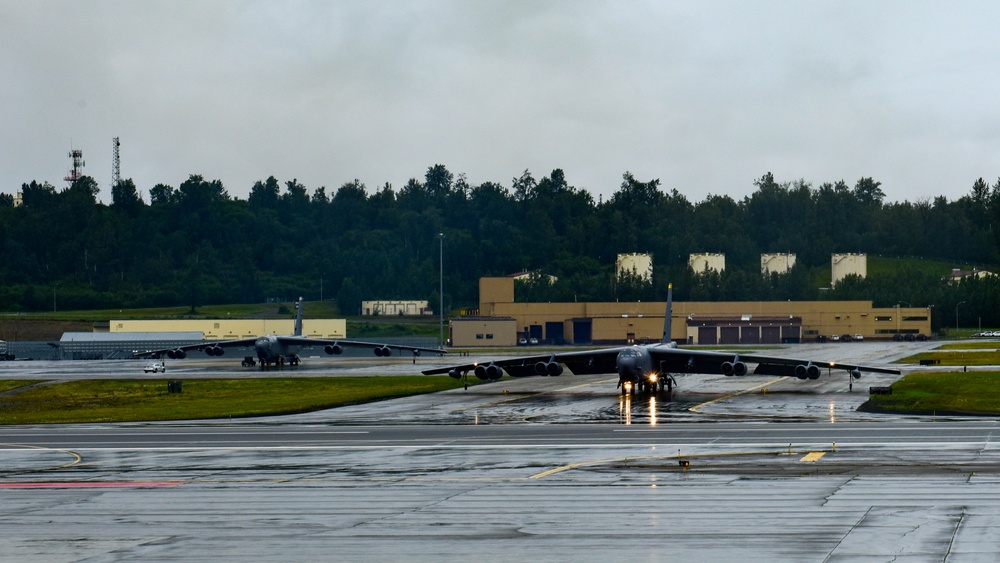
<box><xmin>956</xmin><ymin>301</ymin><xmax>966</xmax><ymax>332</ymax></box>
<box><xmin>439</xmin><ymin>232</ymin><xmax>445</xmax><ymax>349</ymax></box>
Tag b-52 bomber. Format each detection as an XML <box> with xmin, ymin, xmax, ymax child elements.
<box><xmin>423</xmin><ymin>285</ymin><xmax>899</xmax><ymax>394</ymax></box>
<box><xmin>137</xmin><ymin>298</ymin><xmax>445</xmax><ymax>367</ymax></box>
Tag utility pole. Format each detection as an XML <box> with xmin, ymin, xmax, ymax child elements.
<box><xmin>438</xmin><ymin>231</ymin><xmax>444</xmax><ymax>350</ymax></box>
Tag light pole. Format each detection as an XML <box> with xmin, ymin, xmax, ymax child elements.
<box><xmin>439</xmin><ymin>232</ymin><xmax>445</xmax><ymax>349</ymax></box>
<box><xmin>956</xmin><ymin>301</ymin><xmax>966</xmax><ymax>333</ymax></box>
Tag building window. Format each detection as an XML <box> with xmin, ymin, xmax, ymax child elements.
<box><xmin>486</xmin><ymin>334</ymin><xmax>493</xmax><ymax>339</ymax></box>
<box><xmin>875</xmin><ymin>316</ymin><xmax>892</xmax><ymax>322</ymax></box>
<box><xmin>476</xmin><ymin>334</ymin><xmax>484</xmax><ymax>339</ymax></box>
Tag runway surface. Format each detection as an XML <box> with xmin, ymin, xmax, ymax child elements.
<box><xmin>2</xmin><ymin>341</ymin><xmax>1000</xmax><ymax>561</ymax></box>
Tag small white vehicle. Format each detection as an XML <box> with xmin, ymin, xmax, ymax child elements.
<box><xmin>854</xmin><ymin>334</ymin><xmax>864</xmax><ymax>341</ymax></box>
<box><xmin>143</xmin><ymin>362</ymin><xmax>166</xmax><ymax>373</ymax></box>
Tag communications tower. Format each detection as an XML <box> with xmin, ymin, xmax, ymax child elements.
<box><xmin>64</xmin><ymin>149</ymin><xmax>85</xmax><ymax>185</ymax></box>
<box><xmin>112</xmin><ymin>137</ymin><xmax>120</xmax><ymax>187</ymax></box>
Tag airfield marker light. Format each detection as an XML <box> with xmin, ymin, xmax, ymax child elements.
<box><xmin>678</xmin><ymin>460</ymin><xmax>690</xmax><ymax>471</ymax></box>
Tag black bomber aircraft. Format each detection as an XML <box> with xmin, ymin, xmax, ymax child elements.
<box><xmin>423</xmin><ymin>285</ymin><xmax>899</xmax><ymax>394</ymax></box>
<box><xmin>137</xmin><ymin>298</ymin><xmax>445</xmax><ymax>367</ymax></box>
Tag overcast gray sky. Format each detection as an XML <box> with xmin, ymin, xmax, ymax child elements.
<box><xmin>3</xmin><ymin>1</ymin><xmax>999</xmax><ymax>204</ymax></box>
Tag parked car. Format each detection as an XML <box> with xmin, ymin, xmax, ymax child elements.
<box><xmin>854</xmin><ymin>334</ymin><xmax>864</xmax><ymax>341</ymax></box>
<box><xmin>528</xmin><ymin>338</ymin><xmax>539</xmax><ymax>345</ymax></box>
<box><xmin>830</xmin><ymin>334</ymin><xmax>840</xmax><ymax>342</ymax></box>
<box><xmin>143</xmin><ymin>362</ymin><xmax>165</xmax><ymax>373</ymax></box>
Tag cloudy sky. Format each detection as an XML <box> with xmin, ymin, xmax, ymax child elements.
<box><xmin>3</xmin><ymin>1</ymin><xmax>999</xmax><ymax>205</ymax></box>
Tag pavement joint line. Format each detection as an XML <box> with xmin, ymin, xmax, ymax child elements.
<box><xmin>688</xmin><ymin>377</ymin><xmax>787</xmax><ymax>414</ymax></box>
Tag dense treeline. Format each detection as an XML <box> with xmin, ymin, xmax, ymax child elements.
<box><xmin>1</xmin><ymin>167</ymin><xmax>999</xmax><ymax>331</ymax></box>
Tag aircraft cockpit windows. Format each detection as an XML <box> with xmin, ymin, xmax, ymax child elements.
<box><xmin>619</xmin><ymin>348</ymin><xmax>639</xmax><ymax>358</ymax></box>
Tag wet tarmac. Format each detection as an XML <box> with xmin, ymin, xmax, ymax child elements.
<box><xmin>3</xmin><ymin>341</ymin><xmax>1000</xmax><ymax>561</ymax></box>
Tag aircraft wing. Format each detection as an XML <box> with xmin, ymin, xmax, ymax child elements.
<box><xmin>134</xmin><ymin>338</ymin><xmax>260</xmax><ymax>358</ymax></box>
<box><xmin>423</xmin><ymin>345</ymin><xmax>899</xmax><ymax>378</ymax></box>
<box><xmin>646</xmin><ymin>347</ymin><xmax>901</xmax><ymax>376</ymax></box>
<box><xmin>272</xmin><ymin>336</ymin><xmax>446</xmax><ymax>356</ymax></box>
<box><xmin>422</xmin><ymin>347</ymin><xmax>623</xmax><ymax>377</ymax></box>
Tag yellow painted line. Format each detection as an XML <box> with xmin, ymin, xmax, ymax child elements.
<box><xmin>0</xmin><ymin>444</ymin><xmax>82</xmax><ymax>474</ymax></box>
<box><xmin>688</xmin><ymin>377</ymin><xmax>787</xmax><ymax>414</ymax></box>
<box><xmin>800</xmin><ymin>452</ymin><xmax>825</xmax><ymax>462</ymax></box>
<box><xmin>530</xmin><ymin>449</ymin><xmax>796</xmax><ymax>479</ymax></box>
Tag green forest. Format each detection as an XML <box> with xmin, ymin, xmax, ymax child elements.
<box><xmin>2</xmin><ymin>166</ymin><xmax>999</xmax><ymax>332</ymax></box>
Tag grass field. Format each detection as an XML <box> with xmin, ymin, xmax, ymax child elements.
<box><xmin>0</xmin><ymin>376</ymin><xmax>473</xmax><ymax>424</ymax></box>
<box><xmin>862</xmin><ymin>371</ymin><xmax>1000</xmax><ymax>415</ymax></box>
<box><xmin>896</xmin><ymin>350</ymin><xmax>1000</xmax><ymax>366</ymax></box>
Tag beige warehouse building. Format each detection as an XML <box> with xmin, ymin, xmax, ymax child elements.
<box><xmin>109</xmin><ymin>319</ymin><xmax>346</xmax><ymax>340</ymax></box>
<box><xmin>450</xmin><ymin>277</ymin><xmax>931</xmax><ymax>346</ymax></box>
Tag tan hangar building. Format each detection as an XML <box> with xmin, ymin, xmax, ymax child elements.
<box><xmin>447</xmin><ymin>277</ymin><xmax>931</xmax><ymax>347</ymax></box>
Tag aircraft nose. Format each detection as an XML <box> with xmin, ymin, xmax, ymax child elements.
<box><xmin>619</xmin><ymin>356</ymin><xmax>638</xmax><ymax>375</ymax></box>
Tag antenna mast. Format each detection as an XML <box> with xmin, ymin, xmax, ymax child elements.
<box><xmin>64</xmin><ymin>148</ymin><xmax>85</xmax><ymax>185</ymax></box>
<box><xmin>112</xmin><ymin>137</ymin><xmax>121</xmax><ymax>188</ymax></box>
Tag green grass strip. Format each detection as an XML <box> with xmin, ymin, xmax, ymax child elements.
<box><xmin>861</xmin><ymin>371</ymin><xmax>1000</xmax><ymax>416</ymax></box>
<box><xmin>0</xmin><ymin>376</ymin><xmax>473</xmax><ymax>424</ymax></box>
<box><xmin>897</xmin><ymin>351</ymin><xmax>1000</xmax><ymax>365</ymax></box>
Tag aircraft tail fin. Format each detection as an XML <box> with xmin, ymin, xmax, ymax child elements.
<box><xmin>294</xmin><ymin>297</ymin><xmax>303</xmax><ymax>336</ymax></box>
<box><xmin>662</xmin><ymin>283</ymin><xmax>673</xmax><ymax>345</ymax></box>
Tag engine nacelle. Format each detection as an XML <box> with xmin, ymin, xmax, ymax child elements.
<box><xmin>205</xmin><ymin>345</ymin><xmax>224</xmax><ymax>356</ymax></box>
<box><xmin>534</xmin><ymin>361</ymin><xmax>549</xmax><ymax>376</ymax></box>
<box><xmin>721</xmin><ymin>361</ymin><xmax>747</xmax><ymax>376</ymax></box>
<box><xmin>373</xmin><ymin>346</ymin><xmax>391</xmax><ymax>357</ymax></box>
<box><xmin>474</xmin><ymin>363</ymin><xmax>503</xmax><ymax>380</ymax></box>
<box><xmin>324</xmin><ymin>344</ymin><xmax>343</xmax><ymax>355</ymax></box>
<box><xmin>166</xmin><ymin>349</ymin><xmax>187</xmax><ymax>360</ymax></box>
<box><xmin>545</xmin><ymin>362</ymin><xmax>563</xmax><ymax>376</ymax></box>
<box><xmin>795</xmin><ymin>363</ymin><xmax>821</xmax><ymax>380</ymax></box>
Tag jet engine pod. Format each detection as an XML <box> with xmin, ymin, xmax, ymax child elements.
<box><xmin>545</xmin><ymin>362</ymin><xmax>563</xmax><ymax>376</ymax></box>
<box><xmin>534</xmin><ymin>361</ymin><xmax>549</xmax><ymax>376</ymax></box>
<box><xmin>795</xmin><ymin>363</ymin><xmax>821</xmax><ymax>380</ymax></box>
<box><xmin>373</xmin><ymin>346</ymin><xmax>392</xmax><ymax>357</ymax></box>
<box><xmin>205</xmin><ymin>345</ymin><xmax>224</xmax><ymax>356</ymax></box>
<box><xmin>722</xmin><ymin>360</ymin><xmax>748</xmax><ymax>376</ymax></box>
<box><xmin>447</xmin><ymin>368</ymin><xmax>463</xmax><ymax>380</ymax></box>
<box><xmin>324</xmin><ymin>344</ymin><xmax>343</xmax><ymax>355</ymax></box>
<box><xmin>166</xmin><ymin>349</ymin><xmax>187</xmax><ymax>360</ymax></box>
<box><xmin>807</xmin><ymin>364</ymin><xmax>821</xmax><ymax>379</ymax></box>
<box><xmin>474</xmin><ymin>363</ymin><xmax>502</xmax><ymax>381</ymax></box>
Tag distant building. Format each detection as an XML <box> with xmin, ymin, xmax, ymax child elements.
<box><xmin>948</xmin><ymin>268</ymin><xmax>996</xmax><ymax>283</ymax></box>
<box><xmin>13</xmin><ymin>192</ymin><xmax>22</xmax><ymax>207</ymax></box>
<box><xmin>832</xmin><ymin>253</ymin><xmax>867</xmax><ymax>285</ymax></box>
<box><xmin>509</xmin><ymin>271</ymin><xmax>558</xmax><ymax>284</ymax></box>
<box><xmin>110</xmin><ymin>319</ymin><xmax>346</xmax><ymax>339</ymax></box>
<box><xmin>761</xmin><ymin>253</ymin><xmax>796</xmax><ymax>275</ymax></box>
<box><xmin>617</xmin><ymin>253</ymin><xmax>653</xmax><ymax>281</ymax></box>
<box><xmin>361</xmin><ymin>300</ymin><xmax>432</xmax><ymax>316</ymax></box>
<box><xmin>689</xmin><ymin>253</ymin><xmax>725</xmax><ymax>274</ymax></box>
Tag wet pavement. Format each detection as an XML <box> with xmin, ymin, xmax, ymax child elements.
<box><xmin>3</xmin><ymin>341</ymin><xmax>1000</xmax><ymax>561</ymax></box>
